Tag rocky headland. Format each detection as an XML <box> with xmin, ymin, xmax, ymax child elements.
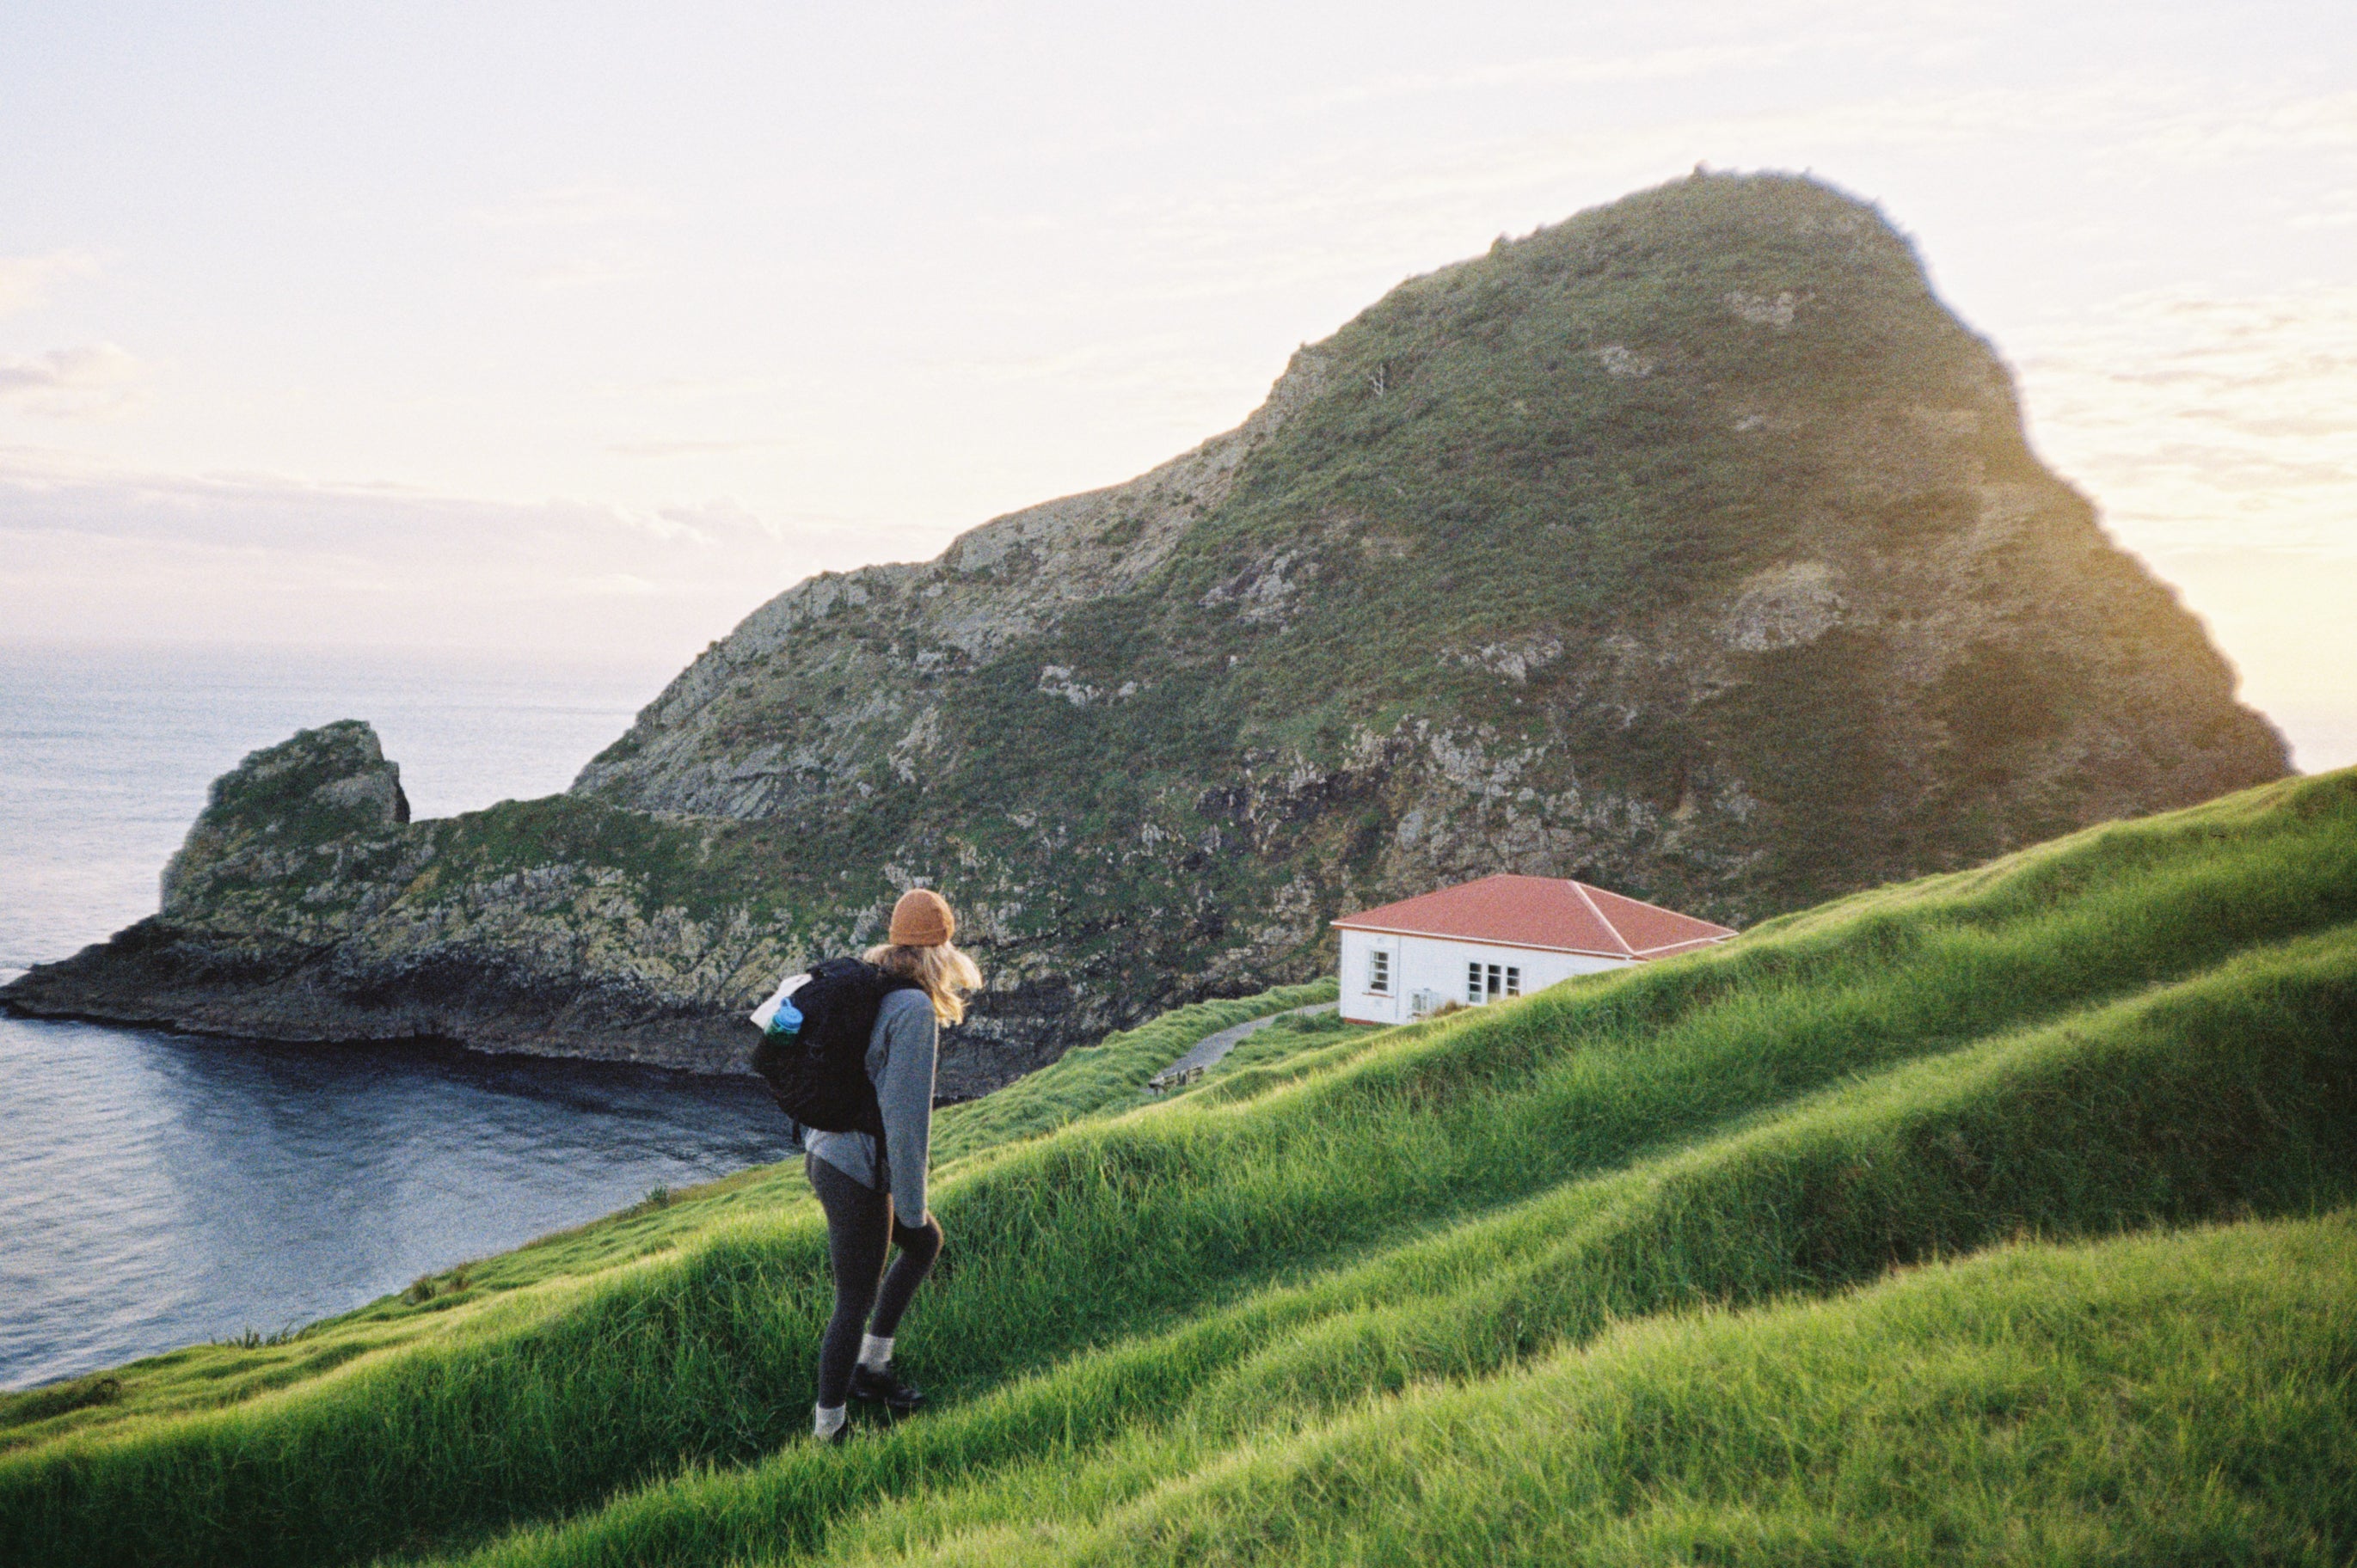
<box><xmin>3</xmin><ymin>172</ymin><xmax>2288</xmax><ymax>1095</ymax></box>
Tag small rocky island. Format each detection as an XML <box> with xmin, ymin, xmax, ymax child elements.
<box><xmin>4</xmin><ymin>173</ymin><xmax>2287</xmax><ymax>1097</ymax></box>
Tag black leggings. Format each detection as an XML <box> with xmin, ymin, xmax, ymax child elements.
<box><xmin>807</xmin><ymin>1153</ymin><xmax>943</xmax><ymax>1407</ymax></box>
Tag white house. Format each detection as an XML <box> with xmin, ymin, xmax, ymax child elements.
<box><xmin>1332</xmin><ymin>874</ymin><xmax>1737</xmax><ymax>1026</ymax></box>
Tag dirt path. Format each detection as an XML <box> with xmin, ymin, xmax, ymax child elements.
<box><xmin>1149</xmin><ymin>1001</ymin><xmax>1340</xmax><ymax>1089</ymax></box>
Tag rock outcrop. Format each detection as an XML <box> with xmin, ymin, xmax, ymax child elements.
<box><xmin>4</xmin><ymin>173</ymin><xmax>2289</xmax><ymax>1091</ymax></box>
<box><xmin>8</xmin><ymin>724</ymin><xmax>764</xmax><ymax>1072</ymax></box>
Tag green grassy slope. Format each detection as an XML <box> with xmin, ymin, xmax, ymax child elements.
<box><xmin>844</xmin><ymin>1214</ymin><xmax>2357</xmax><ymax>1566</ymax></box>
<box><xmin>3</xmin><ymin>769</ymin><xmax>2353</xmax><ymax>1567</ymax></box>
<box><xmin>442</xmin><ymin>919</ymin><xmax>2357</xmax><ymax>1568</ymax></box>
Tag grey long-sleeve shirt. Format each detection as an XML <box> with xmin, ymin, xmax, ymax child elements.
<box><xmin>805</xmin><ymin>988</ymin><xmax>939</xmax><ymax>1223</ymax></box>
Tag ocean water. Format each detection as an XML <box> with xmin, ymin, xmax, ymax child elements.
<box><xmin>0</xmin><ymin>642</ymin><xmax>668</xmax><ymax>976</ymax></box>
<box><xmin>0</xmin><ymin>643</ymin><xmax>800</xmax><ymax>1391</ymax></box>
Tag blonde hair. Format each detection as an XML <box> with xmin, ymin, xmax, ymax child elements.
<box><xmin>864</xmin><ymin>940</ymin><xmax>982</xmax><ymax>1025</ymax></box>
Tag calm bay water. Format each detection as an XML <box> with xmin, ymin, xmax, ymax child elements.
<box><xmin>0</xmin><ymin>643</ymin><xmax>800</xmax><ymax>1391</ymax></box>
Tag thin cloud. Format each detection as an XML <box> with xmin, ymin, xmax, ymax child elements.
<box><xmin>605</xmin><ymin>437</ymin><xmax>793</xmax><ymax>457</ymax></box>
<box><xmin>2119</xmin><ymin>89</ymin><xmax>2357</xmax><ymax>167</ymax></box>
<box><xmin>1285</xmin><ymin>42</ymin><xmax>1800</xmax><ymax>114</ymax></box>
<box><xmin>470</xmin><ymin>182</ymin><xmax>671</xmax><ymax>230</ymax></box>
<box><xmin>0</xmin><ymin>250</ymin><xmax>96</xmax><ymax>317</ymax></box>
<box><xmin>526</xmin><ymin>256</ymin><xmax>654</xmax><ymax>290</ymax></box>
<box><xmin>0</xmin><ymin>344</ymin><xmax>148</xmax><ymax>419</ymax></box>
<box><xmin>629</xmin><ymin>372</ymin><xmax>806</xmax><ymax>401</ymax></box>
<box><xmin>0</xmin><ymin>455</ymin><xmax>792</xmax><ymax>651</ymax></box>
<box><xmin>2012</xmin><ymin>283</ymin><xmax>2357</xmax><ymax>559</ymax></box>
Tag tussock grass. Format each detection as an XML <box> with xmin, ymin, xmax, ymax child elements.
<box><xmin>435</xmin><ymin>922</ymin><xmax>2357</xmax><ymax>1568</ymax></box>
<box><xmin>2</xmin><ymin>769</ymin><xmax>2352</xmax><ymax>1568</ymax></box>
<box><xmin>863</xmin><ymin>1212</ymin><xmax>2357</xmax><ymax>1565</ymax></box>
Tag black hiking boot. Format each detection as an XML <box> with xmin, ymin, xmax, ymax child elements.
<box><xmin>849</xmin><ymin>1363</ymin><xmax>927</xmax><ymax>1413</ymax></box>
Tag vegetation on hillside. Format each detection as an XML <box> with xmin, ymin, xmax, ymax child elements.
<box><xmin>20</xmin><ymin>173</ymin><xmax>2286</xmax><ymax>1091</ymax></box>
<box><xmin>830</xmin><ymin>1216</ymin><xmax>2357</xmax><ymax>1565</ymax></box>
<box><xmin>1</xmin><ymin>767</ymin><xmax>2350</xmax><ymax>1567</ymax></box>
<box><xmin>582</xmin><ymin>170</ymin><xmax>2285</xmax><ymax>956</ymax></box>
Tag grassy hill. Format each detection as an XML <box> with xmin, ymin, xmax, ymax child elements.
<box><xmin>3</xmin><ymin>766</ymin><xmax>2353</xmax><ymax>1565</ymax></box>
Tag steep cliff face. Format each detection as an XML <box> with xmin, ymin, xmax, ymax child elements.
<box><xmin>568</xmin><ymin>173</ymin><xmax>2283</xmax><ymax>958</ymax></box>
<box><xmin>5</xmin><ymin>173</ymin><xmax>2287</xmax><ymax>1089</ymax></box>
<box><xmin>157</xmin><ymin>720</ymin><xmax>413</xmax><ymax>929</ymax></box>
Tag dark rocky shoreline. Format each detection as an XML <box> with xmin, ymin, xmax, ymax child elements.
<box><xmin>3</xmin><ymin>920</ymin><xmax>755</xmax><ymax>1072</ymax></box>
<box><xmin>0</xmin><ymin>916</ymin><xmax>1056</xmax><ymax>1101</ymax></box>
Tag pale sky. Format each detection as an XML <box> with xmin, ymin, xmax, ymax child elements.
<box><xmin>3</xmin><ymin>1</ymin><xmax>2353</xmax><ymax>769</ymax></box>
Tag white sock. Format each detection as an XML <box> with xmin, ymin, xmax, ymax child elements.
<box><xmin>813</xmin><ymin>1403</ymin><xmax>846</xmax><ymax>1438</ymax></box>
<box><xmin>858</xmin><ymin>1333</ymin><xmax>894</xmax><ymax>1371</ymax></box>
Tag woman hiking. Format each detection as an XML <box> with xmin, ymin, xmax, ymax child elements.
<box><xmin>804</xmin><ymin>887</ymin><xmax>979</xmax><ymax>1443</ymax></box>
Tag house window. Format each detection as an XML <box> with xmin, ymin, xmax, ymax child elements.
<box><xmin>1367</xmin><ymin>949</ymin><xmax>1390</xmax><ymax>995</ymax></box>
<box><xmin>1467</xmin><ymin>962</ymin><xmax>1509</xmax><ymax>1004</ymax></box>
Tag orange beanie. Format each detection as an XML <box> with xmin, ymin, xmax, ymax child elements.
<box><xmin>887</xmin><ymin>887</ymin><xmax>954</xmax><ymax>947</ymax></box>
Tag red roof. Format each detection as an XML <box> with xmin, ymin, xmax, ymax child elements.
<box><xmin>1331</xmin><ymin>874</ymin><xmax>1736</xmax><ymax>959</ymax></box>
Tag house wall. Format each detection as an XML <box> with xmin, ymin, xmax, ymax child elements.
<box><xmin>1337</xmin><ymin>928</ymin><xmax>1630</xmax><ymax>1025</ymax></box>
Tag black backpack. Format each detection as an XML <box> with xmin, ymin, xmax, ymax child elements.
<box><xmin>749</xmin><ymin>957</ymin><xmax>919</xmax><ymax>1135</ymax></box>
